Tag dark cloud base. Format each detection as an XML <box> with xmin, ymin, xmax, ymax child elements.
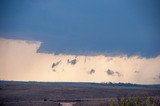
<box><xmin>1</xmin><ymin>0</ymin><xmax>160</xmax><ymax>57</ymax></box>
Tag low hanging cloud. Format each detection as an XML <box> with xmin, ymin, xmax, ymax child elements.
<box><xmin>52</xmin><ymin>60</ymin><xmax>61</xmax><ymax>68</ymax></box>
<box><xmin>106</xmin><ymin>69</ymin><xmax>122</xmax><ymax>77</ymax></box>
<box><xmin>89</xmin><ymin>69</ymin><xmax>95</xmax><ymax>75</ymax></box>
<box><xmin>52</xmin><ymin>69</ymin><xmax>56</xmax><ymax>72</ymax></box>
<box><xmin>0</xmin><ymin>38</ymin><xmax>160</xmax><ymax>84</ymax></box>
<box><xmin>67</xmin><ymin>59</ymin><xmax>77</xmax><ymax>65</ymax></box>
<box><xmin>134</xmin><ymin>70</ymin><xmax>139</xmax><ymax>73</ymax></box>
<box><xmin>106</xmin><ymin>69</ymin><xmax>114</xmax><ymax>75</ymax></box>
<box><xmin>51</xmin><ymin>60</ymin><xmax>61</xmax><ymax>72</ymax></box>
<box><xmin>115</xmin><ymin>71</ymin><xmax>122</xmax><ymax>77</ymax></box>
<box><xmin>153</xmin><ymin>73</ymin><xmax>160</xmax><ymax>81</ymax></box>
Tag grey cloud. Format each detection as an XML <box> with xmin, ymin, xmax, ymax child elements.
<box><xmin>67</xmin><ymin>59</ymin><xmax>77</xmax><ymax>65</ymax></box>
<box><xmin>53</xmin><ymin>69</ymin><xmax>56</xmax><ymax>72</ymax></box>
<box><xmin>153</xmin><ymin>77</ymin><xmax>156</xmax><ymax>80</ymax></box>
<box><xmin>153</xmin><ymin>74</ymin><xmax>160</xmax><ymax>80</ymax></box>
<box><xmin>134</xmin><ymin>70</ymin><xmax>139</xmax><ymax>73</ymax></box>
<box><xmin>89</xmin><ymin>69</ymin><xmax>95</xmax><ymax>74</ymax></box>
<box><xmin>51</xmin><ymin>60</ymin><xmax>61</xmax><ymax>72</ymax></box>
<box><xmin>52</xmin><ymin>60</ymin><xmax>61</xmax><ymax>68</ymax></box>
<box><xmin>115</xmin><ymin>71</ymin><xmax>122</xmax><ymax>77</ymax></box>
<box><xmin>106</xmin><ymin>69</ymin><xmax>114</xmax><ymax>75</ymax></box>
<box><xmin>106</xmin><ymin>69</ymin><xmax>122</xmax><ymax>77</ymax></box>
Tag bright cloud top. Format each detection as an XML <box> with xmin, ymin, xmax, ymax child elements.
<box><xmin>0</xmin><ymin>38</ymin><xmax>160</xmax><ymax>84</ymax></box>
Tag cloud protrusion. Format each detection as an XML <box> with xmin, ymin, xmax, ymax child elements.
<box><xmin>106</xmin><ymin>69</ymin><xmax>122</xmax><ymax>77</ymax></box>
<box><xmin>106</xmin><ymin>69</ymin><xmax>114</xmax><ymax>75</ymax></box>
<box><xmin>67</xmin><ymin>59</ymin><xmax>77</xmax><ymax>65</ymax></box>
<box><xmin>52</xmin><ymin>60</ymin><xmax>61</xmax><ymax>68</ymax></box>
<box><xmin>154</xmin><ymin>73</ymin><xmax>160</xmax><ymax>80</ymax></box>
<box><xmin>53</xmin><ymin>69</ymin><xmax>56</xmax><ymax>72</ymax></box>
<box><xmin>89</xmin><ymin>69</ymin><xmax>95</xmax><ymax>75</ymax></box>
<box><xmin>115</xmin><ymin>71</ymin><xmax>123</xmax><ymax>77</ymax></box>
<box><xmin>51</xmin><ymin>60</ymin><xmax>61</xmax><ymax>72</ymax></box>
<box><xmin>134</xmin><ymin>70</ymin><xmax>139</xmax><ymax>73</ymax></box>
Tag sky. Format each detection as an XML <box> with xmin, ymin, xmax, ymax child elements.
<box><xmin>0</xmin><ymin>0</ymin><xmax>160</xmax><ymax>84</ymax></box>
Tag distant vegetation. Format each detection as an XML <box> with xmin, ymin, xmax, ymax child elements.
<box><xmin>75</xmin><ymin>96</ymin><xmax>160</xmax><ymax>106</ymax></box>
<box><xmin>109</xmin><ymin>96</ymin><xmax>160</xmax><ymax>106</ymax></box>
<box><xmin>0</xmin><ymin>80</ymin><xmax>160</xmax><ymax>88</ymax></box>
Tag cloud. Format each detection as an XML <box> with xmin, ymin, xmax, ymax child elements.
<box><xmin>0</xmin><ymin>38</ymin><xmax>160</xmax><ymax>84</ymax></box>
<box><xmin>52</xmin><ymin>60</ymin><xmax>61</xmax><ymax>68</ymax></box>
<box><xmin>153</xmin><ymin>73</ymin><xmax>160</xmax><ymax>81</ymax></box>
<box><xmin>53</xmin><ymin>69</ymin><xmax>56</xmax><ymax>72</ymax></box>
<box><xmin>67</xmin><ymin>59</ymin><xmax>77</xmax><ymax>65</ymax></box>
<box><xmin>134</xmin><ymin>71</ymin><xmax>139</xmax><ymax>73</ymax></box>
<box><xmin>106</xmin><ymin>69</ymin><xmax>114</xmax><ymax>75</ymax></box>
<box><xmin>89</xmin><ymin>69</ymin><xmax>95</xmax><ymax>75</ymax></box>
<box><xmin>115</xmin><ymin>71</ymin><xmax>123</xmax><ymax>77</ymax></box>
<box><xmin>105</xmin><ymin>69</ymin><xmax>122</xmax><ymax>77</ymax></box>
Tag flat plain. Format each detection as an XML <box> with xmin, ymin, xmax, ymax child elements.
<box><xmin>0</xmin><ymin>81</ymin><xmax>160</xmax><ymax>106</ymax></box>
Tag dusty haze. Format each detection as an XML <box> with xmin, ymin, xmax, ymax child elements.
<box><xmin>0</xmin><ymin>38</ymin><xmax>160</xmax><ymax>84</ymax></box>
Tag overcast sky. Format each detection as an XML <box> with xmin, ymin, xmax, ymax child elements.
<box><xmin>0</xmin><ymin>0</ymin><xmax>160</xmax><ymax>56</ymax></box>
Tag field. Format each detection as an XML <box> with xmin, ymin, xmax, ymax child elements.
<box><xmin>0</xmin><ymin>81</ymin><xmax>160</xmax><ymax>106</ymax></box>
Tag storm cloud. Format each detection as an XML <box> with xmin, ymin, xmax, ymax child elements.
<box><xmin>67</xmin><ymin>59</ymin><xmax>77</xmax><ymax>65</ymax></box>
<box><xmin>52</xmin><ymin>60</ymin><xmax>61</xmax><ymax>68</ymax></box>
<box><xmin>106</xmin><ymin>69</ymin><xmax>122</xmax><ymax>77</ymax></box>
<box><xmin>106</xmin><ymin>69</ymin><xmax>114</xmax><ymax>75</ymax></box>
<box><xmin>134</xmin><ymin>71</ymin><xmax>139</xmax><ymax>73</ymax></box>
<box><xmin>115</xmin><ymin>71</ymin><xmax>123</xmax><ymax>77</ymax></box>
<box><xmin>89</xmin><ymin>69</ymin><xmax>95</xmax><ymax>75</ymax></box>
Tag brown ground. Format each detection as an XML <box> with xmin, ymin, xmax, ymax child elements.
<box><xmin>0</xmin><ymin>81</ymin><xmax>160</xmax><ymax>106</ymax></box>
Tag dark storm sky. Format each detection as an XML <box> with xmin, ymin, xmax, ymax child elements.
<box><xmin>0</xmin><ymin>0</ymin><xmax>160</xmax><ymax>57</ymax></box>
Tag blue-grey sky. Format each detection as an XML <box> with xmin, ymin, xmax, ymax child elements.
<box><xmin>0</xmin><ymin>0</ymin><xmax>160</xmax><ymax>57</ymax></box>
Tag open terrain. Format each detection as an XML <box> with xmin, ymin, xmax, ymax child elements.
<box><xmin>0</xmin><ymin>81</ymin><xmax>160</xmax><ymax>106</ymax></box>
